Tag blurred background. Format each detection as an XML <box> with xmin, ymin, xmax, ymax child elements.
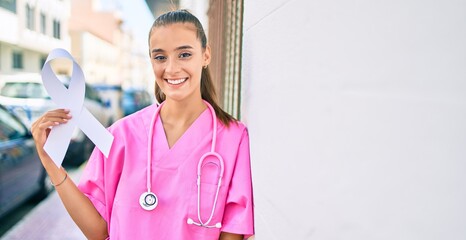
<box><xmin>0</xmin><ymin>0</ymin><xmax>247</xmax><ymax>238</ymax></box>
<box><xmin>2</xmin><ymin>0</ymin><xmax>466</xmax><ymax>239</ymax></box>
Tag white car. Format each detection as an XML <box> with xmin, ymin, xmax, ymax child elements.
<box><xmin>0</xmin><ymin>73</ymin><xmax>114</xmax><ymax>167</ymax></box>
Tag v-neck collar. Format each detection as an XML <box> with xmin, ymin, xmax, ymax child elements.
<box><xmin>160</xmin><ymin>107</ymin><xmax>209</xmax><ymax>150</ymax></box>
<box><xmin>151</xmin><ymin>107</ymin><xmax>212</xmax><ymax>168</ymax></box>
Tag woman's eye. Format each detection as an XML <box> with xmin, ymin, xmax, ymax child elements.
<box><xmin>154</xmin><ymin>55</ymin><xmax>166</xmax><ymax>61</ymax></box>
<box><xmin>179</xmin><ymin>52</ymin><xmax>192</xmax><ymax>58</ymax></box>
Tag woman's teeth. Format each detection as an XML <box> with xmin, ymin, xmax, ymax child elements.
<box><xmin>167</xmin><ymin>78</ymin><xmax>187</xmax><ymax>85</ymax></box>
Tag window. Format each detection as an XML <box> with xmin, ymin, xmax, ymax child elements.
<box><xmin>0</xmin><ymin>107</ymin><xmax>27</xmax><ymax>142</ymax></box>
<box><xmin>0</xmin><ymin>82</ymin><xmax>49</xmax><ymax>99</ymax></box>
<box><xmin>12</xmin><ymin>51</ymin><xmax>23</xmax><ymax>69</ymax></box>
<box><xmin>0</xmin><ymin>0</ymin><xmax>16</xmax><ymax>13</ymax></box>
<box><xmin>40</xmin><ymin>12</ymin><xmax>46</xmax><ymax>34</ymax></box>
<box><xmin>53</xmin><ymin>19</ymin><xmax>61</xmax><ymax>39</ymax></box>
<box><xmin>26</xmin><ymin>4</ymin><xmax>35</xmax><ymax>30</ymax></box>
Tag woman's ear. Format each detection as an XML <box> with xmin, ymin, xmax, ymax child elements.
<box><xmin>204</xmin><ymin>45</ymin><xmax>212</xmax><ymax>66</ymax></box>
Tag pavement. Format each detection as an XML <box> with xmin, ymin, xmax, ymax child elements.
<box><xmin>1</xmin><ymin>167</ymin><xmax>86</xmax><ymax>240</ymax></box>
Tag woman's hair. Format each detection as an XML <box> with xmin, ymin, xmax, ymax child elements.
<box><xmin>148</xmin><ymin>9</ymin><xmax>235</xmax><ymax>127</ymax></box>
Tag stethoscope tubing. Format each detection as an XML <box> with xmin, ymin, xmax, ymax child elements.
<box><xmin>196</xmin><ymin>152</ymin><xmax>224</xmax><ymax>226</ymax></box>
<box><xmin>146</xmin><ymin>103</ymin><xmax>162</xmax><ymax>193</ymax></box>
<box><xmin>146</xmin><ymin>101</ymin><xmax>222</xmax><ymax>192</ymax></box>
<box><xmin>145</xmin><ymin>100</ymin><xmax>224</xmax><ymax>228</ymax></box>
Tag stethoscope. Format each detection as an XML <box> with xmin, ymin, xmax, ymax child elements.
<box><xmin>139</xmin><ymin>100</ymin><xmax>224</xmax><ymax>229</ymax></box>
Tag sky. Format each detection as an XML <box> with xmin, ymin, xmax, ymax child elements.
<box><xmin>100</xmin><ymin>0</ymin><xmax>155</xmax><ymax>51</ymax></box>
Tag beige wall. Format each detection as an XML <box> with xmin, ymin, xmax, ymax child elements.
<box><xmin>69</xmin><ymin>0</ymin><xmax>122</xmax><ymax>44</ymax></box>
<box><xmin>67</xmin><ymin>0</ymin><xmax>152</xmax><ymax>89</ymax></box>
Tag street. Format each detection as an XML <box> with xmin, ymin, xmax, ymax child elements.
<box><xmin>0</xmin><ymin>167</ymin><xmax>86</xmax><ymax>240</ymax></box>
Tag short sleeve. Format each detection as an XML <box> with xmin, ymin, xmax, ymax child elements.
<box><xmin>77</xmin><ymin>147</ymin><xmax>108</xmax><ymax>222</ymax></box>
<box><xmin>221</xmin><ymin>128</ymin><xmax>255</xmax><ymax>237</ymax></box>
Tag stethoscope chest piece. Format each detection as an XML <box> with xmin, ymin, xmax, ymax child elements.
<box><xmin>139</xmin><ymin>191</ymin><xmax>158</xmax><ymax>211</ymax></box>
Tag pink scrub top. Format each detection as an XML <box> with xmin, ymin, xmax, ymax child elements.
<box><xmin>78</xmin><ymin>103</ymin><xmax>254</xmax><ymax>239</ymax></box>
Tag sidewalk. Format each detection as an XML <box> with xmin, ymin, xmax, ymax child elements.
<box><xmin>1</xmin><ymin>168</ymin><xmax>86</xmax><ymax>240</ymax></box>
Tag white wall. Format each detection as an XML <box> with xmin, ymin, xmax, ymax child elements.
<box><xmin>0</xmin><ymin>8</ymin><xmax>18</xmax><ymax>43</ymax></box>
<box><xmin>242</xmin><ymin>0</ymin><xmax>466</xmax><ymax>239</ymax></box>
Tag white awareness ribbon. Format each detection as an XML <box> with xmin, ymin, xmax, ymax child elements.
<box><xmin>41</xmin><ymin>48</ymin><xmax>114</xmax><ymax>167</ymax></box>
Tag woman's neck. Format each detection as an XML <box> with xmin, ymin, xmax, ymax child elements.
<box><xmin>160</xmin><ymin>98</ymin><xmax>207</xmax><ymax>148</ymax></box>
<box><xmin>160</xmin><ymin>98</ymin><xmax>207</xmax><ymax>127</ymax></box>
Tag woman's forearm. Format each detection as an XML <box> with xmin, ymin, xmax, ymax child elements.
<box><xmin>41</xmin><ymin>153</ymin><xmax>108</xmax><ymax>240</ymax></box>
<box><xmin>31</xmin><ymin>109</ymin><xmax>108</xmax><ymax>239</ymax></box>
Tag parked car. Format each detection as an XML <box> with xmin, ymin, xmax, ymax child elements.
<box><xmin>0</xmin><ymin>73</ymin><xmax>52</xmax><ymax>127</ymax></box>
<box><xmin>0</xmin><ymin>73</ymin><xmax>113</xmax><ymax>167</ymax></box>
<box><xmin>121</xmin><ymin>88</ymin><xmax>154</xmax><ymax>116</ymax></box>
<box><xmin>0</xmin><ymin>104</ymin><xmax>52</xmax><ymax>219</ymax></box>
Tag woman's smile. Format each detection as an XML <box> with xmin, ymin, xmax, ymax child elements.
<box><xmin>166</xmin><ymin>77</ymin><xmax>188</xmax><ymax>85</ymax></box>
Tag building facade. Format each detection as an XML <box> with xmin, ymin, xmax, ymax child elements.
<box><xmin>67</xmin><ymin>0</ymin><xmax>154</xmax><ymax>119</ymax></box>
<box><xmin>0</xmin><ymin>0</ymin><xmax>154</xmax><ymax>122</ymax></box>
<box><xmin>0</xmin><ymin>0</ymin><xmax>70</xmax><ymax>75</ymax></box>
<box><xmin>67</xmin><ymin>0</ymin><xmax>123</xmax><ymax>85</ymax></box>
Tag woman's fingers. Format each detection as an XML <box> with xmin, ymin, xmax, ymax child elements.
<box><xmin>42</xmin><ymin>109</ymin><xmax>72</xmax><ymax>121</ymax></box>
<box><xmin>31</xmin><ymin>109</ymin><xmax>73</xmax><ymax>147</ymax></box>
<box><xmin>32</xmin><ymin>109</ymin><xmax>71</xmax><ymax>131</ymax></box>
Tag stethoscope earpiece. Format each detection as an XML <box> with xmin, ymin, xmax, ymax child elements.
<box><xmin>187</xmin><ymin>218</ymin><xmax>222</xmax><ymax>229</ymax></box>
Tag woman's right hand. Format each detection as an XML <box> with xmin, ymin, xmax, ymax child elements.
<box><xmin>30</xmin><ymin>109</ymin><xmax>109</xmax><ymax>239</ymax></box>
<box><xmin>31</xmin><ymin>109</ymin><xmax>72</xmax><ymax>153</ymax></box>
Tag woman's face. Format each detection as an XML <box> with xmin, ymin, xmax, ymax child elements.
<box><xmin>149</xmin><ymin>23</ymin><xmax>210</xmax><ymax>103</ymax></box>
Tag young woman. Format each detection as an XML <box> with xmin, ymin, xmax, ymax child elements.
<box><xmin>31</xmin><ymin>10</ymin><xmax>254</xmax><ymax>240</ymax></box>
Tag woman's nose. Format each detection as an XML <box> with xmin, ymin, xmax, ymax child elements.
<box><xmin>165</xmin><ymin>59</ymin><xmax>180</xmax><ymax>73</ymax></box>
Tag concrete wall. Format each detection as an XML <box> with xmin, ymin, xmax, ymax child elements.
<box><xmin>242</xmin><ymin>0</ymin><xmax>466</xmax><ymax>239</ymax></box>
